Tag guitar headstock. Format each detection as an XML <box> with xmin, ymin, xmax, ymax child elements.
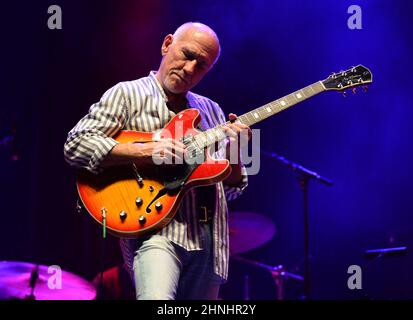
<box><xmin>322</xmin><ymin>65</ymin><xmax>372</xmax><ymax>93</ymax></box>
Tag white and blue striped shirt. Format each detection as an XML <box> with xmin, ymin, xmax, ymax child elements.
<box><xmin>64</xmin><ymin>72</ymin><xmax>248</xmax><ymax>280</ymax></box>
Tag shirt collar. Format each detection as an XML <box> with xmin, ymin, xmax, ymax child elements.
<box><xmin>149</xmin><ymin>71</ymin><xmax>191</xmax><ymax>105</ymax></box>
<box><xmin>149</xmin><ymin>71</ymin><xmax>168</xmax><ymax>102</ymax></box>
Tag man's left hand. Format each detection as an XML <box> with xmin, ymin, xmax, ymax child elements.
<box><xmin>223</xmin><ymin>113</ymin><xmax>252</xmax><ymax>148</ymax></box>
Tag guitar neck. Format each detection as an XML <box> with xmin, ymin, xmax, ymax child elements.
<box><xmin>235</xmin><ymin>81</ymin><xmax>325</xmax><ymax>127</ymax></box>
<box><xmin>192</xmin><ymin>81</ymin><xmax>326</xmax><ymax>150</ymax></box>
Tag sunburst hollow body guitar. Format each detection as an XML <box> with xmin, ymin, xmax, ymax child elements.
<box><xmin>77</xmin><ymin>65</ymin><xmax>372</xmax><ymax>238</ymax></box>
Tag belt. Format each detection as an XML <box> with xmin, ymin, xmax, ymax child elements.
<box><xmin>196</xmin><ymin>185</ymin><xmax>216</xmax><ymax>224</ymax></box>
<box><xmin>199</xmin><ymin>205</ymin><xmax>213</xmax><ymax>223</ymax></box>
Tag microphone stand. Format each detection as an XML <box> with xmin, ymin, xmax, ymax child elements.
<box><xmin>232</xmin><ymin>255</ymin><xmax>304</xmax><ymax>300</ymax></box>
<box><xmin>261</xmin><ymin>150</ymin><xmax>333</xmax><ymax>300</ymax></box>
<box><xmin>25</xmin><ymin>264</ymin><xmax>39</xmax><ymax>300</ymax></box>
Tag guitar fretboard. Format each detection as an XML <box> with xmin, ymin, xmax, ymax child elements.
<box><xmin>191</xmin><ymin>81</ymin><xmax>325</xmax><ymax>150</ymax></box>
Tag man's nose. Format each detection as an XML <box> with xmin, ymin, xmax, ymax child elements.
<box><xmin>183</xmin><ymin>60</ymin><xmax>197</xmax><ymax>75</ymax></box>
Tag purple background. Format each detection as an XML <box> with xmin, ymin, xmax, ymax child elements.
<box><xmin>1</xmin><ymin>0</ymin><xmax>413</xmax><ymax>299</ymax></box>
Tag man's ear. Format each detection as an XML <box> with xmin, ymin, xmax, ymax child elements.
<box><xmin>161</xmin><ymin>34</ymin><xmax>174</xmax><ymax>56</ymax></box>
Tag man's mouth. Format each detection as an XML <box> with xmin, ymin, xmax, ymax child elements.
<box><xmin>172</xmin><ymin>72</ymin><xmax>187</xmax><ymax>84</ymax></box>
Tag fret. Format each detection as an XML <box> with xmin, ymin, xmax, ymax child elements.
<box><xmin>309</xmin><ymin>84</ymin><xmax>316</xmax><ymax>94</ymax></box>
<box><xmin>194</xmin><ymin>133</ymin><xmax>207</xmax><ymax>148</ymax></box>
<box><xmin>244</xmin><ymin>82</ymin><xmax>323</xmax><ymax>127</ymax></box>
<box><xmin>285</xmin><ymin>95</ymin><xmax>294</xmax><ymax>106</ymax></box>
<box><xmin>299</xmin><ymin>88</ymin><xmax>308</xmax><ymax>97</ymax></box>
<box><xmin>216</xmin><ymin>127</ymin><xmax>227</xmax><ymax>142</ymax></box>
<box><xmin>269</xmin><ymin>100</ymin><xmax>281</xmax><ymax>112</ymax></box>
<box><xmin>241</xmin><ymin>113</ymin><xmax>253</xmax><ymax>126</ymax></box>
<box><xmin>257</xmin><ymin>106</ymin><xmax>270</xmax><ymax>120</ymax></box>
<box><xmin>294</xmin><ymin>90</ymin><xmax>304</xmax><ymax>100</ymax></box>
<box><xmin>206</xmin><ymin>131</ymin><xmax>215</xmax><ymax>145</ymax></box>
<box><xmin>308</xmin><ymin>82</ymin><xmax>323</xmax><ymax>95</ymax></box>
<box><xmin>279</xmin><ymin>98</ymin><xmax>288</xmax><ymax>108</ymax></box>
<box><xmin>239</xmin><ymin>113</ymin><xmax>248</xmax><ymax>126</ymax></box>
<box><xmin>264</xmin><ymin>105</ymin><xmax>273</xmax><ymax>114</ymax></box>
<box><xmin>213</xmin><ymin>128</ymin><xmax>224</xmax><ymax>141</ymax></box>
<box><xmin>238</xmin><ymin>114</ymin><xmax>249</xmax><ymax>126</ymax></box>
<box><xmin>302</xmin><ymin>86</ymin><xmax>310</xmax><ymax>97</ymax></box>
<box><xmin>193</xmin><ymin>127</ymin><xmax>225</xmax><ymax>150</ymax></box>
<box><xmin>252</xmin><ymin>111</ymin><xmax>261</xmax><ymax>121</ymax></box>
<box><xmin>247</xmin><ymin>112</ymin><xmax>255</xmax><ymax>125</ymax></box>
<box><xmin>292</xmin><ymin>89</ymin><xmax>305</xmax><ymax>102</ymax></box>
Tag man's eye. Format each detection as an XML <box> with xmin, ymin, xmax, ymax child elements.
<box><xmin>183</xmin><ymin>51</ymin><xmax>194</xmax><ymax>60</ymax></box>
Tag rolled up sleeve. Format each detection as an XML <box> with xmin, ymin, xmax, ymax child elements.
<box><xmin>223</xmin><ymin>165</ymin><xmax>248</xmax><ymax>201</ymax></box>
<box><xmin>63</xmin><ymin>83</ymin><xmax>128</xmax><ymax>174</ymax></box>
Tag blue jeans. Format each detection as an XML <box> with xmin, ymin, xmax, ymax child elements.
<box><xmin>133</xmin><ymin>224</ymin><xmax>221</xmax><ymax>300</ymax></box>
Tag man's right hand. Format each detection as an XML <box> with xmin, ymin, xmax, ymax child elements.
<box><xmin>101</xmin><ymin>138</ymin><xmax>187</xmax><ymax>168</ymax></box>
<box><xmin>136</xmin><ymin>138</ymin><xmax>186</xmax><ymax>165</ymax></box>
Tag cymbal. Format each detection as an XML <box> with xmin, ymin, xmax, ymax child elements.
<box><xmin>229</xmin><ymin>211</ymin><xmax>276</xmax><ymax>255</ymax></box>
<box><xmin>0</xmin><ymin>261</ymin><xmax>96</xmax><ymax>300</ymax></box>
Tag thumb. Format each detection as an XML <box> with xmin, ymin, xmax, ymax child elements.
<box><xmin>228</xmin><ymin>113</ymin><xmax>238</xmax><ymax>120</ymax></box>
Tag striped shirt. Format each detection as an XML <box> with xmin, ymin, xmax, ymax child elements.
<box><xmin>64</xmin><ymin>71</ymin><xmax>248</xmax><ymax>280</ymax></box>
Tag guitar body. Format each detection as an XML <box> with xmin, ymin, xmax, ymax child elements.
<box><xmin>77</xmin><ymin>108</ymin><xmax>231</xmax><ymax>238</ymax></box>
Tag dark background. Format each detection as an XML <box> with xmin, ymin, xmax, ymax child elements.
<box><xmin>1</xmin><ymin>0</ymin><xmax>413</xmax><ymax>299</ymax></box>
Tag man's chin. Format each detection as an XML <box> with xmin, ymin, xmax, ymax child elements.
<box><xmin>166</xmin><ymin>83</ymin><xmax>190</xmax><ymax>95</ymax></box>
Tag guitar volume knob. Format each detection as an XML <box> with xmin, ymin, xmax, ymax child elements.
<box><xmin>119</xmin><ymin>210</ymin><xmax>127</xmax><ymax>221</ymax></box>
<box><xmin>135</xmin><ymin>197</ymin><xmax>143</xmax><ymax>207</ymax></box>
<box><xmin>139</xmin><ymin>215</ymin><xmax>146</xmax><ymax>225</ymax></box>
<box><xmin>155</xmin><ymin>202</ymin><xmax>163</xmax><ymax>212</ymax></box>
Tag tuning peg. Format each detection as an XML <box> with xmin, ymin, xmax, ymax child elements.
<box><xmin>342</xmin><ymin>91</ymin><xmax>347</xmax><ymax>97</ymax></box>
<box><xmin>352</xmin><ymin>87</ymin><xmax>358</xmax><ymax>94</ymax></box>
<box><xmin>362</xmin><ymin>86</ymin><xmax>368</xmax><ymax>92</ymax></box>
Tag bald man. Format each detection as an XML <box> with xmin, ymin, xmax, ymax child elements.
<box><xmin>64</xmin><ymin>22</ymin><xmax>250</xmax><ymax>300</ymax></box>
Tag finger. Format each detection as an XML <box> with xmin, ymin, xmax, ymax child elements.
<box><xmin>175</xmin><ymin>139</ymin><xmax>186</xmax><ymax>149</ymax></box>
<box><xmin>227</xmin><ymin>123</ymin><xmax>245</xmax><ymax>135</ymax></box>
<box><xmin>164</xmin><ymin>149</ymin><xmax>183</xmax><ymax>162</ymax></box>
<box><xmin>223</xmin><ymin>125</ymin><xmax>238</xmax><ymax>138</ymax></box>
<box><xmin>167</xmin><ymin>141</ymin><xmax>186</xmax><ymax>157</ymax></box>
<box><xmin>161</xmin><ymin>143</ymin><xmax>184</xmax><ymax>162</ymax></box>
<box><xmin>233</xmin><ymin>123</ymin><xmax>249</xmax><ymax>130</ymax></box>
<box><xmin>160</xmin><ymin>139</ymin><xmax>185</xmax><ymax>154</ymax></box>
<box><xmin>240</xmin><ymin>128</ymin><xmax>252</xmax><ymax>142</ymax></box>
<box><xmin>165</xmin><ymin>138</ymin><xmax>186</xmax><ymax>149</ymax></box>
<box><xmin>158</xmin><ymin>143</ymin><xmax>184</xmax><ymax>163</ymax></box>
<box><xmin>228</xmin><ymin>113</ymin><xmax>240</xmax><ymax>124</ymax></box>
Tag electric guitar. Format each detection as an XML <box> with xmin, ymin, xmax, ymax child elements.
<box><xmin>77</xmin><ymin>65</ymin><xmax>372</xmax><ymax>238</ymax></box>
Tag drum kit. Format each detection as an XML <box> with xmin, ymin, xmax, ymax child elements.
<box><xmin>0</xmin><ymin>211</ymin><xmax>301</xmax><ymax>300</ymax></box>
<box><xmin>0</xmin><ymin>261</ymin><xmax>96</xmax><ymax>300</ymax></box>
<box><xmin>228</xmin><ymin>211</ymin><xmax>303</xmax><ymax>300</ymax></box>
